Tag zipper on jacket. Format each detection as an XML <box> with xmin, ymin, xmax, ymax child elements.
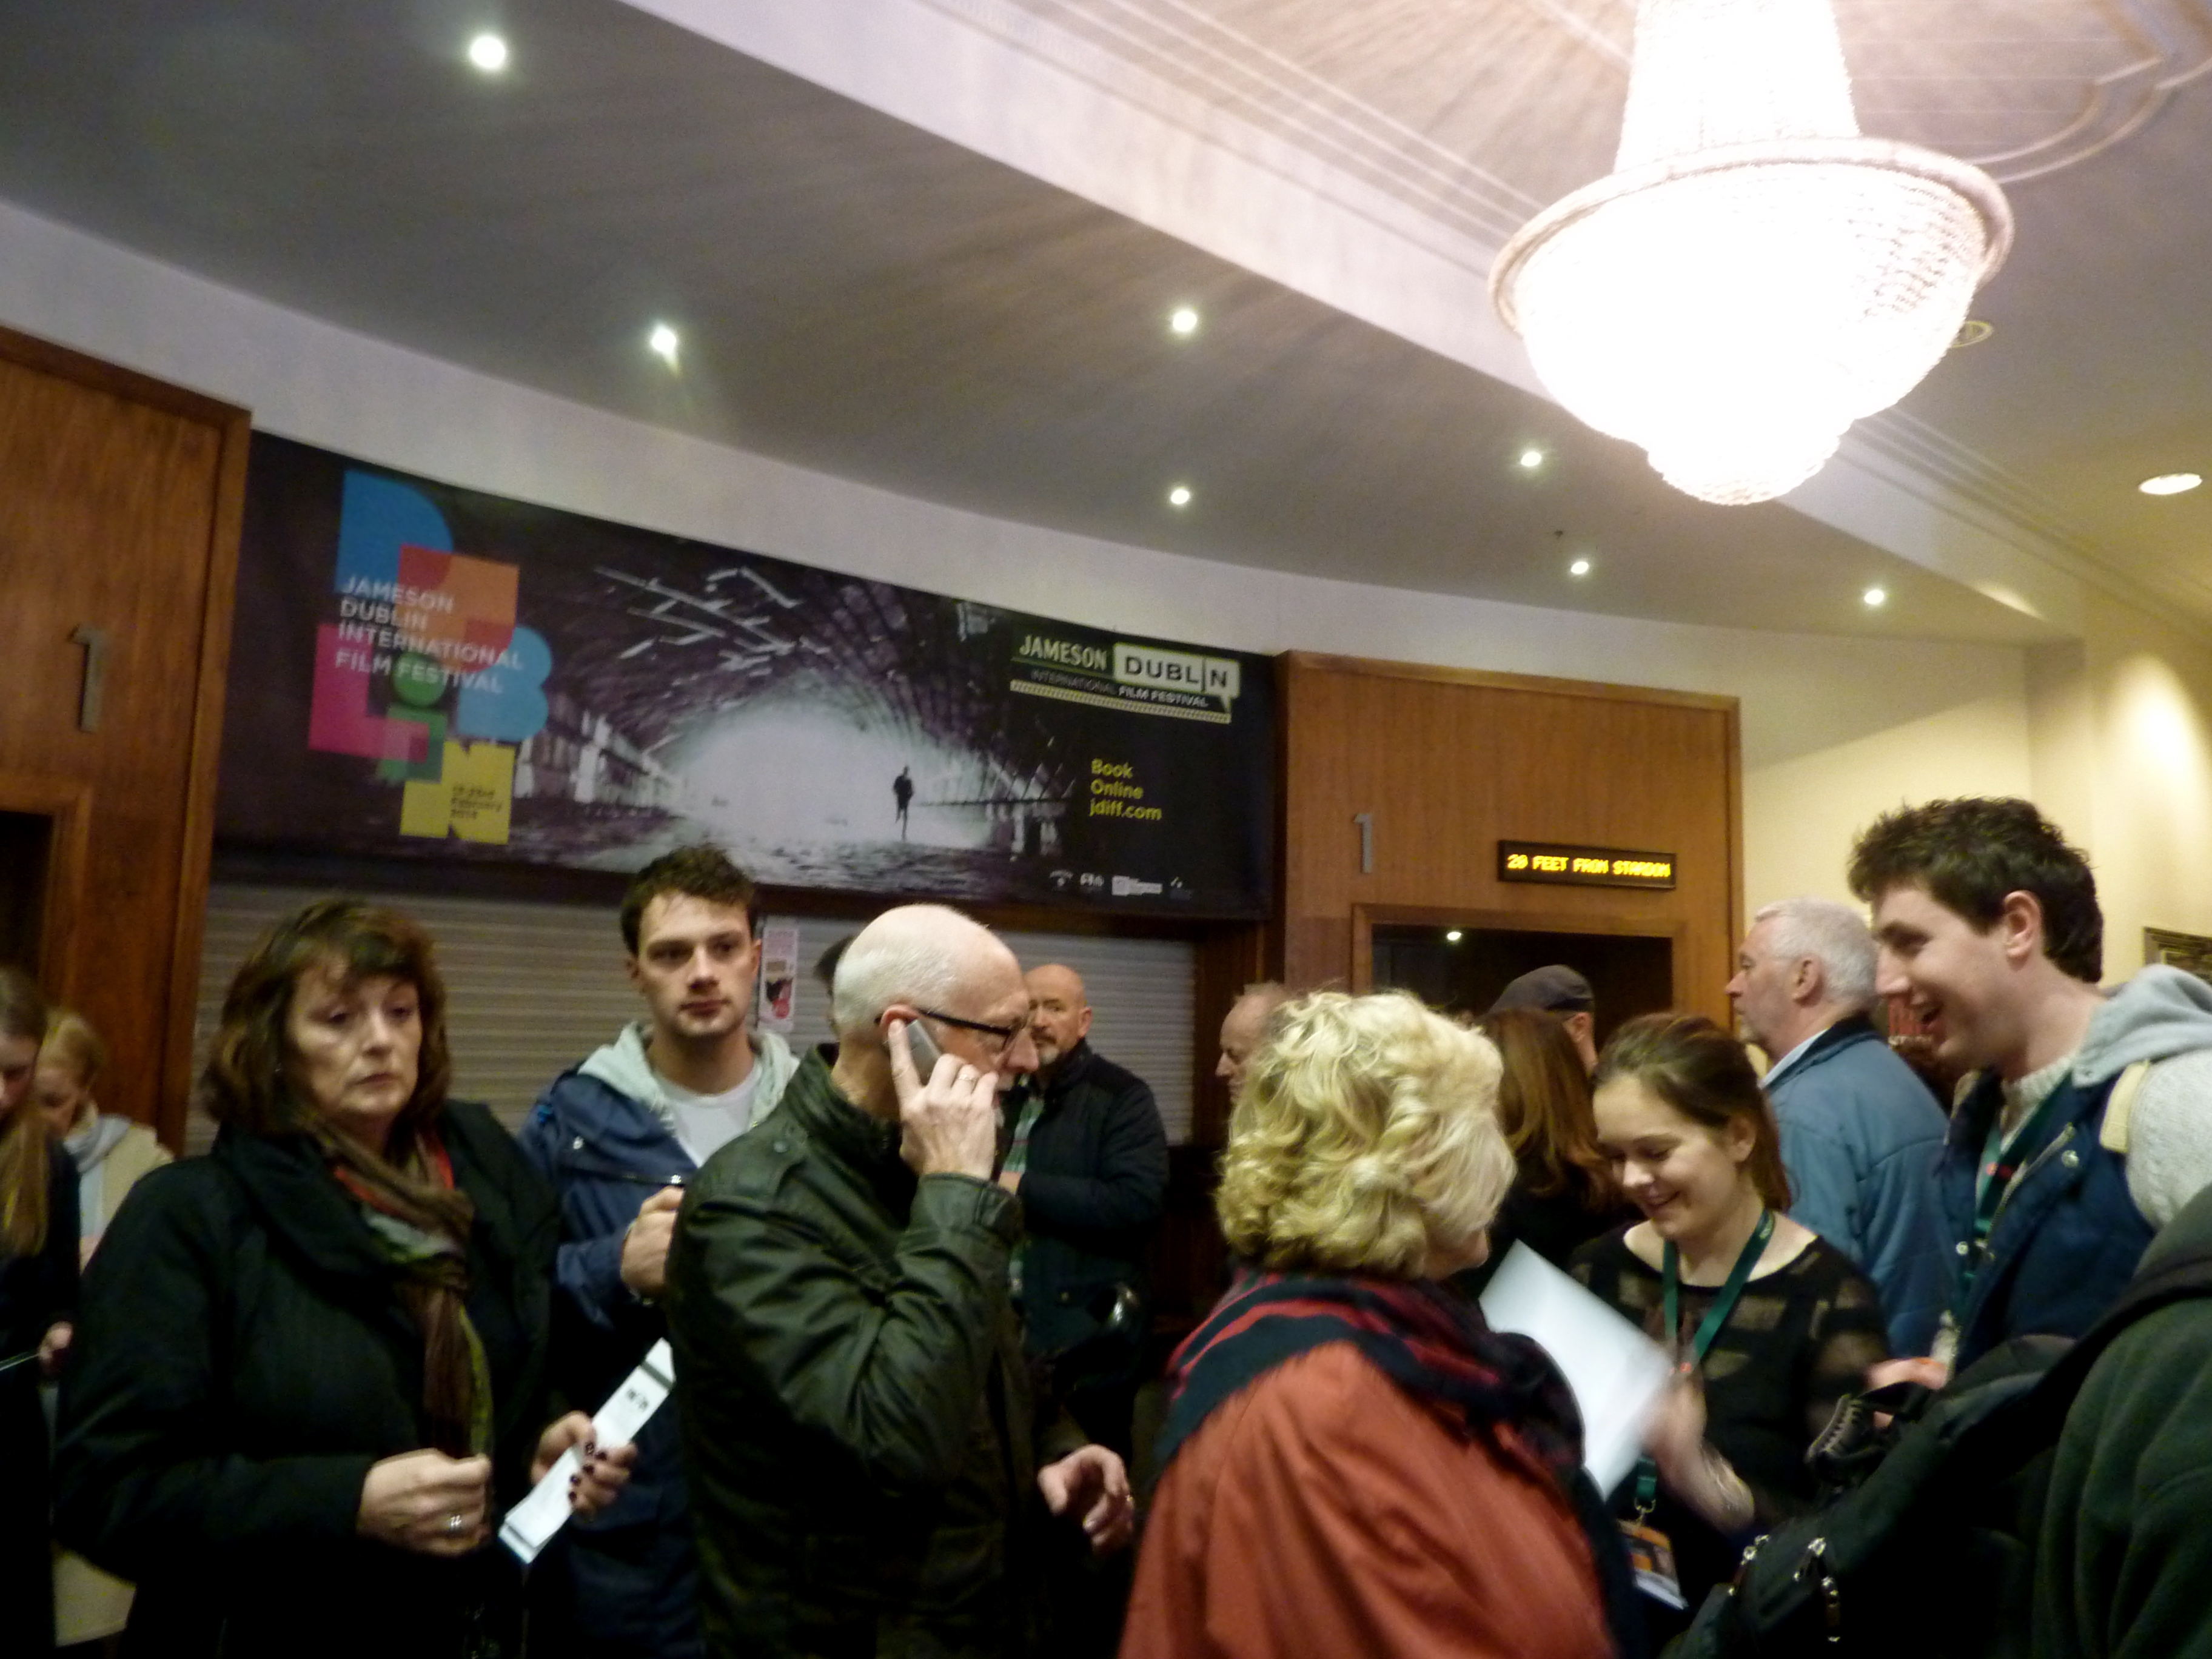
<box><xmin>1990</xmin><ymin>1122</ymin><xmax>2077</xmax><ymax>1232</ymax></box>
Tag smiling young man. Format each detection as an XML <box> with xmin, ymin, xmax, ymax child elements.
<box><xmin>1849</xmin><ymin>797</ymin><xmax>2212</xmax><ymax>1371</ymax></box>
<box><xmin>518</xmin><ymin>845</ymin><xmax>797</xmax><ymax>1659</ymax></box>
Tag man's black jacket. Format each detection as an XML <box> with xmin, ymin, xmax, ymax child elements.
<box><xmin>1011</xmin><ymin>1041</ymin><xmax>1168</xmax><ymax>1358</ymax></box>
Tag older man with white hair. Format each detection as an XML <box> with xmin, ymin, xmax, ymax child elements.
<box><xmin>666</xmin><ymin>904</ymin><xmax>1133</xmax><ymax>1659</ymax></box>
<box><xmin>1728</xmin><ymin>896</ymin><xmax>1952</xmax><ymax>1353</ymax></box>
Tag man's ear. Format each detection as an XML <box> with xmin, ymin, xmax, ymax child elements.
<box><xmin>623</xmin><ymin>954</ymin><xmax>643</xmax><ymax>990</ymax></box>
<box><xmin>1075</xmin><ymin>1005</ymin><xmax>1093</xmax><ymax>1041</ymax></box>
<box><xmin>1789</xmin><ymin>954</ymin><xmax>1823</xmax><ymax>1006</ymax></box>
<box><xmin>1997</xmin><ymin>890</ymin><xmax>2047</xmax><ymax>967</ymax></box>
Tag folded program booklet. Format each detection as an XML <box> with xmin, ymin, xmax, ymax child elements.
<box><xmin>1478</xmin><ymin>1243</ymin><xmax>1671</xmax><ymax>1498</ymax></box>
<box><xmin>500</xmin><ymin>1339</ymin><xmax>675</xmax><ymax>1564</ymax></box>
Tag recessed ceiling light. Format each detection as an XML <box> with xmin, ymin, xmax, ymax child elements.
<box><xmin>1519</xmin><ymin>448</ymin><xmax>1545</xmax><ymax>469</ymax></box>
<box><xmin>1167</xmin><ymin>484</ymin><xmax>1193</xmax><ymax>508</ymax></box>
<box><xmin>2140</xmin><ymin>472</ymin><xmax>2203</xmax><ymax>496</ymax></box>
<box><xmin>1444</xmin><ymin>929</ymin><xmax>1464</xmax><ymax>943</ymax></box>
<box><xmin>1863</xmin><ymin>586</ymin><xmax>1888</xmax><ymax>608</ymax></box>
<box><xmin>467</xmin><ymin>33</ymin><xmax>509</xmax><ymax>73</ymax></box>
<box><xmin>1169</xmin><ymin>306</ymin><xmax>1200</xmax><ymax>337</ymax></box>
<box><xmin>647</xmin><ymin>323</ymin><xmax>680</xmax><ymax>366</ymax></box>
<box><xmin>1569</xmin><ymin>557</ymin><xmax>1592</xmax><ymax>577</ymax></box>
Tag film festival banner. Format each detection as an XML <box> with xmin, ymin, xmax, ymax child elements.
<box><xmin>216</xmin><ymin>436</ymin><xmax>1275</xmax><ymax>917</ymax></box>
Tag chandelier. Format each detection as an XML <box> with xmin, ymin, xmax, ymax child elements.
<box><xmin>1489</xmin><ymin>0</ymin><xmax>2013</xmax><ymax>506</ymax></box>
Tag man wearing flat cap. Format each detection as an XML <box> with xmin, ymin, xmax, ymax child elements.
<box><xmin>1489</xmin><ymin>964</ymin><xmax>1598</xmax><ymax>1073</ymax></box>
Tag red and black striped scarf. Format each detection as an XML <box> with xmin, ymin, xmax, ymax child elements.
<box><xmin>1157</xmin><ymin>1271</ymin><xmax>1645</xmax><ymax>1658</ymax></box>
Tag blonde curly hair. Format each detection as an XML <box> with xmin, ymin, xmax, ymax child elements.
<box><xmin>1216</xmin><ymin>991</ymin><xmax>1515</xmax><ymax>1277</ymax></box>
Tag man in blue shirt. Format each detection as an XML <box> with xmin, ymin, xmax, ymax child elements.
<box><xmin>1729</xmin><ymin>896</ymin><xmax>1951</xmax><ymax>1353</ymax></box>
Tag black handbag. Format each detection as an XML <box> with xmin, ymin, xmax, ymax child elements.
<box><xmin>1669</xmin><ymin>1244</ymin><xmax>2212</xmax><ymax>1659</ymax></box>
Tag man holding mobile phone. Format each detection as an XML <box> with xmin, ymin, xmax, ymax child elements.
<box><xmin>666</xmin><ymin>903</ymin><xmax>1136</xmax><ymax>1658</ymax></box>
<box><xmin>518</xmin><ymin>846</ymin><xmax>798</xmax><ymax>1659</ymax></box>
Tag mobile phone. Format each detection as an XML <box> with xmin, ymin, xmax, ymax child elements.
<box><xmin>900</xmin><ymin>1016</ymin><xmax>945</xmax><ymax>1076</ymax></box>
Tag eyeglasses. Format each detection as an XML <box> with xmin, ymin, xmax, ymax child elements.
<box><xmin>913</xmin><ymin>1007</ymin><xmax>1025</xmax><ymax>1056</ymax></box>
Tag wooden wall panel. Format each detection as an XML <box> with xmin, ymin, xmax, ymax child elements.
<box><xmin>0</xmin><ymin>326</ymin><xmax>247</xmax><ymax>1143</ymax></box>
<box><xmin>1281</xmin><ymin>652</ymin><xmax>1741</xmax><ymax>1027</ymax></box>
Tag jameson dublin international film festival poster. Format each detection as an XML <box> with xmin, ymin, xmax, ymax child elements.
<box><xmin>216</xmin><ymin>437</ymin><xmax>1275</xmax><ymax>918</ymax></box>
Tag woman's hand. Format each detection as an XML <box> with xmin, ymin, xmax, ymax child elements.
<box><xmin>531</xmin><ymin>1411</ymin><xmax>637</xmax><ymax>1520</ymax></box>
<box><xmin>1644</xmin><ymin>1372</ymin><xmax>1754</xmax><ymax>1532</ymax></box>
<box><xmin>38</xmin><ymin>1321</ymin><xmax>72</xmax><ymax>1380</ymax></box>
<box><xmin>1037</xmin><ymin>1444</ymin><xmax>1135</xmax><ymax>1554</ymax></box>
<box><xmin>357</xmin><ymin>1449</ymin><xmax>492</xmax><ymax>1556</ymax></box>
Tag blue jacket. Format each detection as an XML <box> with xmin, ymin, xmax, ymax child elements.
<box><xmin>517</xmin><ymin>1025</ymin><xmax>795</xmax><ymax>1659</ymax></box>
<box><xmin>1938</xmin><ymin>1066</ymin><xmax>2152</xmax><ymax>1370</ymax></box>
<box><xmin>1768</xmin><ymin>1015</ymin><xmax>1951</xmax><ymax>1355</ymax></box>
<box><xmin>1936</xmin><ymin>967</ymin><xmax>2212</xmax><ymax>1370</ymax></box>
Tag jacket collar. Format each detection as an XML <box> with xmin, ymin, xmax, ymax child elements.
<box><xmin>1030</xmin><ymin>1039</ymin><xmax>1096</xmax><ymax>1107</ymax></box>
<box><xmin>575</xmin><ymin>1020</ymin><xmax>799</xmax><ymax>1140</ymax></box>
<box><xmin>213</xmin><ymin>1107</ymin><xmax>517</xmax><ymax>1287</ymax></box>
<box><xmin>782</xmin><ymin>1050</ymin><xmax>907</xmax><ymax>1180</ymax></box>
<box><xmin>1795</xmin><ymin>1012</ymin><xmax>1881</xmax><ymax>1069</ymax></box>
<box><xmin>213</xmin><ymin>1125</ymin><xmax>394</xmax><ymax>1287</ymax></box>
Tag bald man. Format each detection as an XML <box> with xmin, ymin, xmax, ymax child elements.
<box><xmin>1000</xmin><ymin>964</ymin><xmax>1169</xmax><ymax>1459</ymax></box>
<box><xmin>666</xmin><ymin>907</ymin><xmax>1133</xmax><ymax>1659</ymax></box>
<box><xmin>1215</xmin><ymin>981</ymin><xmax>1290</xmax><ymax>1096</ymax></box>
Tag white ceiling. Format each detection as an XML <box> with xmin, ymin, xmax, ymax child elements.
<box><xmin>3</xmin><ymin>0</ymin><xmax>2207</xmax><ymax>647</ymax></box>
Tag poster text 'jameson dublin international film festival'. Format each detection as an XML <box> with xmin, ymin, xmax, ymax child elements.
<box><xmin>216</xmin><ymin>437</ymin><xmax>1275</xmax><ymax>917</ymax></box>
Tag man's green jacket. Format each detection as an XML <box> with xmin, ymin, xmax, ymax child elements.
<box><xmin>667</xmin><ymin>1051</ymin><xmax>1084</xmax><ymax>1657</ymax></box>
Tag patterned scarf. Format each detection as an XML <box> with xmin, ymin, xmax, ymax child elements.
<box><xmin>331</xmin><ymin>1128</ymin><xmax>494</xmax><ymax>1458</ymax></box>
<box><xmin>1157</xmin><ymin>1272</ymin><xmax>1646</xmax><ymax>1659</ymax></box>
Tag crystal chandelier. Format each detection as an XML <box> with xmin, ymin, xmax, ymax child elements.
<box><xmin>1490</xmin><ymin>0</ymin><xmax>2013</xmax><ymax>506</ymax></box>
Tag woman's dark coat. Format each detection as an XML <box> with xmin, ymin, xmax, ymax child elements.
<box><xmin>54</xmin><ymin>1102</ymin><xmax>559</xmax><ymax>1659</ymax></box>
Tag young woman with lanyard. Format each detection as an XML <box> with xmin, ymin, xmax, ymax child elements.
<box><xmin>1572</xmin><ymin>1015</ymin><xmax>1891</xmax><ymax>1645</ymax></box>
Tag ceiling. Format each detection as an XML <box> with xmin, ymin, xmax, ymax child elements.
<box><xmin>2</xmin><ymin>0</ymin><xmax>2207</xmax><ymax>646</ymax></box>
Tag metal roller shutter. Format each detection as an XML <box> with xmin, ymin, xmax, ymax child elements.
<box><xmin>190</xmin><ymin>885</ymin><xmax>1196</xmax><ymax>1153</ymax></box>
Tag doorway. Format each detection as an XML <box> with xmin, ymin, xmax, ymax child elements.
<box><xmin>1368</xmin><ymin>919</ymin><xmax>1676</xmax><ymax>1047</ymax></box>
<box><xmin>0</xmin><ymin>809</ymin><xmax>55</xmax><ymax>974</ymax></box>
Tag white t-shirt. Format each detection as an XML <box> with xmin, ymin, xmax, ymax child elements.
<box><xmin>660</xmin><ymin>1067</ymin><xmax>766</xmax><ymax>1167</ymax></box>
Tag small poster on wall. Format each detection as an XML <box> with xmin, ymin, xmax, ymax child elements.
<box><xmin>756</xmin><ymin>925</ymin><xmax>799</xmax><ymax>1035</ymax></box>
<box><xmin>215</xmin><ymin>437</ymin><xmax>1275</xmax><ymax>917</ymax></box>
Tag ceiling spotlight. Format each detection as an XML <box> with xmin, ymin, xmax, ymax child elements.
<box><xmin>466</xmin><ymin>32</ymin><xmax>509</xmax><ymax>73</ymax></box>
<box><xmin>1569</xmin><ymin>557</ymin><xmax>1592</xmax><ymax>577</ymax></box>
<box><xmin>1863</xmin><ymin>586</ymin><xmax>1888</xmax><ymax>608</ymax></box>
<box><xmin>1167</xmin><ymin>484</ymin><xmax>1193</xmax><ymax>508</ymax></box>
<box><xmin>1444</xmin><ymin>929</ymin><xmax>1464</xmax><ymax>943</ymax></box>
<box><xmin>1169</xmin><ymin>307</ymin><xmax>1200</xmax><ymax>337</ymax></box>
<box><xmin>647</xmin><ymin>323</ymin><xmax>680</xmax><ymax>367</ymax></box>
<box><xmin>2140</xmin><ymin>472</ymin><xmax>2203</xmax><ymax>496</ymax></box>
<box><xmin>1519</xmin><ymin>448</ymin><xmax>1546</xmax><ymax>469</ymax></box>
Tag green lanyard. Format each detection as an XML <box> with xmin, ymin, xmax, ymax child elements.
<box><xmin>1972</xmin><ymin>1084</ymin><xmax>2073</xmax><ymax>1238</ymax></box>
<box><xmin>1634</xmin><ymin>1208</ymin><xmax>1774</xmax><ymax>1513</ymax></box>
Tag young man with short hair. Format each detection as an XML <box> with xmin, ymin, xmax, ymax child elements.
<box><xmin>1850</xmin><ymin>797</ymin><xmax>2212</xmax><ymax>1371</ymax></box>
<box><xmin>518</xmin><ymin>845</ymin><xmax>797</xmax><ymax>1659</ymax></box>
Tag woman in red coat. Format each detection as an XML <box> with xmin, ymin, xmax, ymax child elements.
<box><xmin>1121</xmin><ymin>991</ymin><xmax>1639</xmax><ymax>1659</ymax></box>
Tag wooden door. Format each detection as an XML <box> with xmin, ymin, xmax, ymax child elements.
<box><xmin>0</xmin><ymin>327</ymin><xmax>247</xmax><ymax>1141</ymax></box>
<box><xmin>1280</xmin><ymin>652</ymin><xmax>1741</xmax><ymax>1028</ymax></box>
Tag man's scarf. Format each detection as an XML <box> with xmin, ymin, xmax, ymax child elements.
<box><xmin>1156</xmin><ymin>1272</ymin><xmax>1646</xmax><ymax>1659</ymax></box>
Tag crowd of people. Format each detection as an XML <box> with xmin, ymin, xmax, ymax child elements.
<box><xmin>0</xmin><ymin>794</ymin><xmax>2207</xmax><ymax>1658</ymax></box>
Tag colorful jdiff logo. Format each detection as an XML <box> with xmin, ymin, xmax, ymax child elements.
<box><xmin>307</xmin><ymin>472</ymin><xmax>552</xmax><ymax>844</ymax></box>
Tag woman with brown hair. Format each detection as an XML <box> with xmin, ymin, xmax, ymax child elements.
<box><xmin>1476</xmin><ymin>1006</ymin><xmax>1633</xmax><ymax>1267</ymax></box>
<box><xmin>1571</xmin><ymin>1013</ymin><xmax>1888</xmax><ymax>1642</ymax></box>
<box><xmin>0</xmin><ymin>965</ymin><xmax>78</xmax><ymax>1656</ymax></box>
<box><xmin>54</xmin><ymin>900</ymin><xmax>632</xmax><ymax>1659</ymax></box>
